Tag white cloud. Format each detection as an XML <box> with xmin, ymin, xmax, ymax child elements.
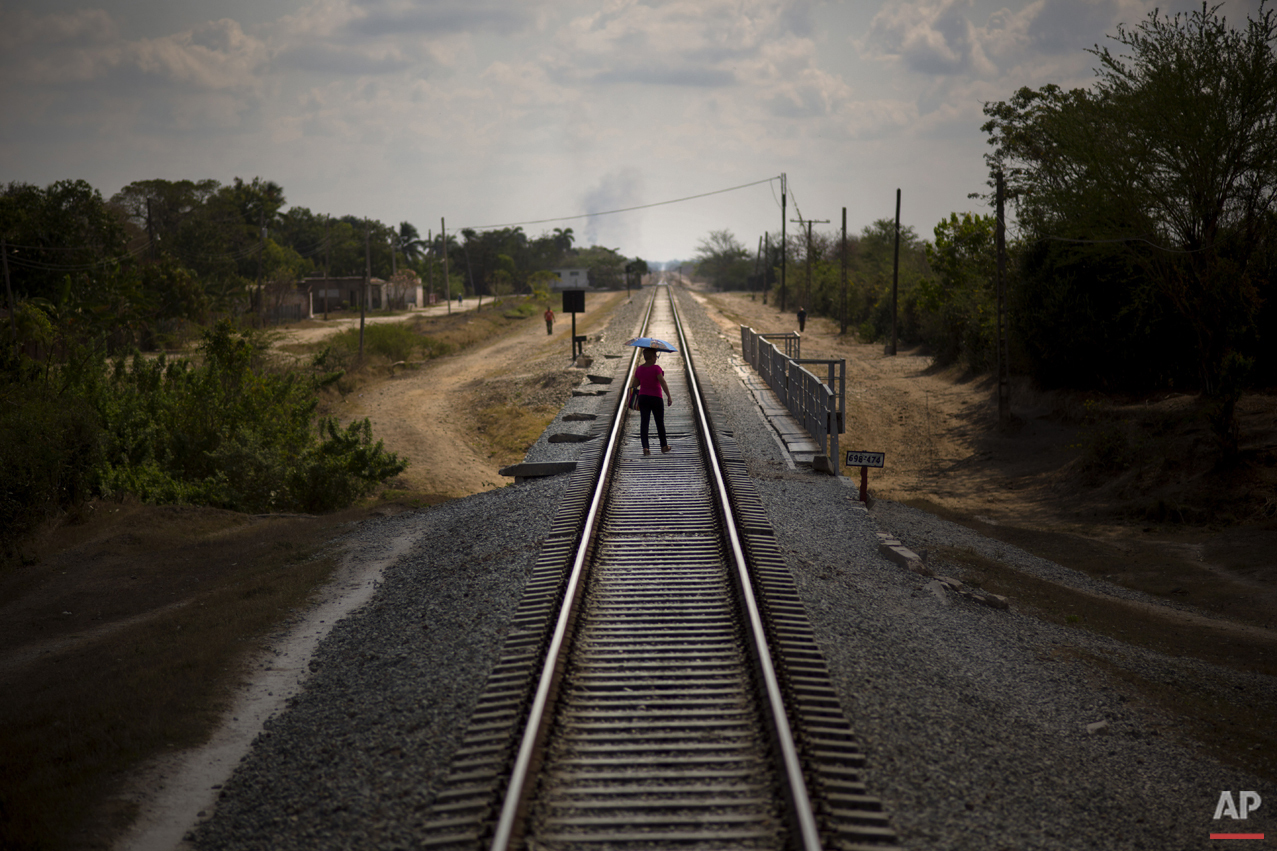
<box><xmin>863</xmin><ymin>0</ymin><xmax>996</xmax><ymax>76</ymax></box>
<box><xmin>131</xmin><ymin>19</ymin><xmax>268</xmax><ymax>89</ymax></box>
<box><xmin>14</xmin><ymin>0</ymin><xmax>1174</xmax><ymax>258</ymax></box>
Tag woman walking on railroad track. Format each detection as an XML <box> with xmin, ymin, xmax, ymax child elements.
<box><xmin>634</xmin><ymin>346</ymin><xmax>672</xmax><ymax>455</ymax></box>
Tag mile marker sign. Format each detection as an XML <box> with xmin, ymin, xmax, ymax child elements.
<box><xmin>845</xmin><ymin>451</ymin><xmax>885</xmax><ymax>468</ymax></box>
<box><xmin>845</xmin><ymin>451</ymin><xmax>884</xmax><ymax>503</ymax></box>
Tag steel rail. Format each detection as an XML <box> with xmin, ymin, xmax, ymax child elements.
<box><xmin>486</xmin><ymin>289</ymin><xmax>656</xmax><ymax>851</ymax></box>
<box><xmin>668</xmin><ymin>289</ymin><xmax>824</xmax><ymax>851</ymax></box>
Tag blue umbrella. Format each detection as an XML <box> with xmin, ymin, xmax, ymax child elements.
<box><xmin>624</xmin><ymin>336</ymin><xmax>678</xmax><ymax>353</ymax></box>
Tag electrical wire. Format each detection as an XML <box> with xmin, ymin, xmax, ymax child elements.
<box><xmin>1038</xmin><ymin>234</ymin><xmax>1215</xmax><ymax>254</ymax></box>
<box><xmin>459</xmin><ymin>176</ymin><xmax>782</xmax><ymax>231</ymax></box>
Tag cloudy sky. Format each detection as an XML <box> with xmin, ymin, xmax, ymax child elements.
<box><xmin>1</xmin><ymin>0</ymin><xmax>1258</xmax><ymax>263</ymax></box>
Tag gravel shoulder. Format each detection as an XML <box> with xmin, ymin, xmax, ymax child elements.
<box><xmin>156</xmin><ymin>286</ymin><xmax>1272</xmax><ymax>851</ymax></box>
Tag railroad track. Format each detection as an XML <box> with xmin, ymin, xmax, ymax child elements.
<box><xmin>421</xmin><ymin>285</ymin><xmax>894</xmax><ymax>850</ymax></box>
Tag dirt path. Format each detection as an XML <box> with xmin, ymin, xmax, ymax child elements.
<box><xmin>336</xmin><ymin>293</ymin><xmax>628</xmax><ymax>498</ymax></box>
<box><xmin>272</xmin><ymin>300</ymin><xmax>473</xmax><ymax>347</ymax></box>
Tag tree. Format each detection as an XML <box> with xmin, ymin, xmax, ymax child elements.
<box><xmin>0</xmin><ymin>180</ymin><xmax>130</xmax><ymax>305</ymax></box>
<box><xmin>982</xmin><ymin>1</ymin><xmax>1277</xmax><ymax>456</ymax></box>
<box><xmin>111</xmin><ymin>179</ymin><xmax>221</xmax><ymax>258</ymax></box>
<box><xmin>916</xmin><ymin>213</ymin><xmax>998</xmax><ymax>370</ymax></box>
<box><xmin>694</xmin><ymin>230</ymin><xmax>750</xmax><ymax>289</ymax></box>
<box><xmin>397</xmin><ymin>221</ymin><xmax>425</xmax><ymax>266</ymax></box>
<box><xmin>574</xmin><ymin>245</ymin><xmax>627</xmax><ymax>289</ymax></box>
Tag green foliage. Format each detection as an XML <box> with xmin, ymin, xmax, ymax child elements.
<box><xmin>502</xmin><ymin>300</ymin><xmax>539</xmax><ymax>320</ymax></box>
<box><xmin>0</xmin><ymin>322</ymin><xmax>407</xmax><ymax>557</ymax></box>
<box><xmin>92</xmin><ymin>322</ymin><xmax>405</xmax><ymax>512</ymax></box>
<box><xmin>288</xmin><ymin>419</ymin><xmax>408</xmax><ymax>512</ymax></box>
<box><xmin>325</xmin><ymin>322</ymin><xmax>438</xmax><ymax>363</ymax></box>
<box><xmin>527</xmin><ymin>270</ymin><xmax>557</xmax><ymax>300</ymax></box>
<box><xmin>918</xmin><ymin>213</ymin><xmax>999</xmax><ymax>370</ymax></box>
<box><xmin>694</xmin><ymin>230</ymin><xmax>751</xmax><ymax>289</ymax></box>
<box><xmin>1012</xmin><ymin>237</ymin><xmax>1190</xmax><ymax>389</ymax></box>
<box><xmin>982</xmin><ymin>2</ymin><xmax>1277</xmax><ymax>453</ymax></box>
<box><xmin>779</xmin><ymin>219</ymin><xmax>930</xmax><ymax>342</ymax></box>
<box><xmin>573</xmin><ymin>245</ymin><xmax>629</xmax><ymax>289</ymax></box>
<box><xmin>0</xmin><ymin>357</ymin><xmax>102</xmax><ymax>557</ymax></box>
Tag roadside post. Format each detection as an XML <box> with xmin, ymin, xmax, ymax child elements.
<box><xmin>563</xmin><ymin>289</ymin><xmax>586</xmax><ymax>360</ymax></box>
<box><xmin>845</xmin><ymin>450</ymin><xmax>885</xmax><ymax>503</ymax></box>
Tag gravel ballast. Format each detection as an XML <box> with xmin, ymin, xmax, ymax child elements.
<box><xmin>186</xmin><ymin>288</ymin><xmax>1272</xmax><ymax>850</ymax></box>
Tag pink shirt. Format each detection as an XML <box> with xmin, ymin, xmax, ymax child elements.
<box><xmin>635</xmin><ymin>363</ymin><xmax>664</xmax><ymax>397</ymax></box>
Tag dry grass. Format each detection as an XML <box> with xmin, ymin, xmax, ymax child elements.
<box><xmin>470</xmin><ymin>369</ymin><xmax>584</xmax><ymax>468</ymax></box>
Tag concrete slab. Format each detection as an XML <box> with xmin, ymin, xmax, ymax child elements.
<box><xmin>732</xmin><ymin>356</ymin><xmax>830</xmax><ymax>467</ymax></box>
<box><xmin>497</xmin><ymin>461</ymin><xmax>578</xmax><ymax>482</ymax></box>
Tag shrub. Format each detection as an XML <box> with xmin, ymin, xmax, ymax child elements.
<box><xmin>92</xmin><ymin>321</ymin><xmax>406</xmax><ymax>513</ymax></box>
<box><xmin>0</xmin><ymin>362</ymin><xmax>102</xmax><ymax>556</ymax></box>
<box><xmin>328</xmin><ymin>323</ymin><xmax>422</xmax><ymax>362</ymax></box>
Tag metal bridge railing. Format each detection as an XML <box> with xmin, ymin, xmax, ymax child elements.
<box><xmin>740</xmin><ymin>326</ymin><xmax>845</xmax><ymax>466</ymax></box>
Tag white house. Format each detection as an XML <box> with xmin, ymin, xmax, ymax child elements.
<box><xmin>551</xmin><ymin>268</ymin><xmax>590</xmax><ymax>290</ymax></box>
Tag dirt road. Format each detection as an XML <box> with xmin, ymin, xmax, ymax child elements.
<box><xmin>329</xmin><ymin>293</ymin><xmax>627</xmax><ymax>498</ymax></box>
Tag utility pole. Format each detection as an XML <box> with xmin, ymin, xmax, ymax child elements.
<box><xmin>256</xmin><ymin>209</ymin><xmax>266</xmax><ymax>327</ymax></box>
<box><xmin>426</xmin><ymin>228</ymin><xmax>433</xmax><ymax>306</ymax></box>
<box><xmin>996</xmin><ymin>172</ymin><xmax>1010</xmax><ymax>427</ymax></box>
<box><xmin>146</xmin><ymin>197</ymin><xmax>156</xmax><ymax>261</ymax></box>
<box><xmin>790</xmin><ymin>215</ymin><xmax>829</xmax><ymax>312</ymax></box>
<box><xmin>780</xmin><ymin>173</ymin><xmax>788</xmax><ymax>312</ymax></box>
<box><xmin>463</xmin><ymin>240</ymin><xmax>479</xmax><ymax>312</ymax></box>
<box><xmin>891</xmin><ymin>188</ymin><xmax>901</xmax><ymax>356</ymax></box>
<box><xmin>762</xmin><ymin>233</ymin><xmax>769</xmax><ymax>305</ymax></box>
<box><xmin>441</xmin><ymin>217</ymin><xmax>451</xmax><ymax>314</ymax></box>
<box><xmin>3</xmin><ymin>238</ymin><xmax>16</xmax><ymax>354</ymax></box>
<box><xmin>323</xmin><ymin>217</ymin><xmax>330</xmax><ymax>320</ymax></box>
<box><xmin>841</xmin><ymin>207</ymin><xmax>848</xmax><ymax>335</ymax></box>
<box><xmin>755</xmin><ymin>235</ymin><xmax>763</xmax><ymax>296</ymax></box>
<box><xmin>360</xmin><ymin>222</ymin><xmax>369</xmax><ymax>361</ymax></box>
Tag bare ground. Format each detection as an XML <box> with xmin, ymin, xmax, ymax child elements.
<box><xmin>4</xmin><ymin>286</ymin><xmax>1277</xmax><ymax>849</ymax></box>
<box><xmin>696</xmin><ymin>290</ymin><xmax>1277</xmax><ymax>629</ymax></box>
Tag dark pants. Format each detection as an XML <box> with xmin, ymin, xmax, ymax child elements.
<box><xmin>546</xmin><ymin>321</ymin><xmax>553</xmax><ymax>335</ymax></box>
<box><xmin>638</xmin><ymin>394</ymin><xmax>666</xmax><ymax>450</ymax></box>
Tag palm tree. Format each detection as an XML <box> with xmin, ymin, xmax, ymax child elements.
<box><xmin>398</xmin><ymin>221</ymin><xmax>425</xmax><ymax>264</ymax></box>
<box><xmin>552</xmin><ymin>227</ymin><xmax>575</xmax><ymax>255</ymax></box>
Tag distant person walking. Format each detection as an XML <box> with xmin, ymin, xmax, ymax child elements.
<box><xmin>544</xmin><ymin>307</ymin><xmax>555</xmax><ymax>335</ymax></box>
<box><xmin>634</xmin><ymin>347</ymin><xmax>672</xmax><ymax>456</ymax></box>
<box><xmin>796</xmin><ymin>306</ymin><xmax>807</xmax><ymax>333</ymax></box>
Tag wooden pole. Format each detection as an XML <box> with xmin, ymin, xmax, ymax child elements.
<box><xmin>360</xmin><ymin>223</ymin><xmax>369</xmax><ymax>361</ymax></box>
<box><xmin>762</xmin><ymin>232</ymin><xmax>769</xmax><ymax>305</ymax></box>
<box><xmin>996</xmin><ymin>171</ymin><xmax>1010</xmax><ymax>427</ymax></box>
<box><xmin>891</xmin><ymin>188</ymin><xmax>901</xmax><ymax>356</ymax></box>
<box><xmin>755</xmin><ymin>235</ymin><xmax>763</xmax><ymax>296</ymax></box>
<box><xmin>780</xmin><ymin>173</ymin><xmax>788</xmax><ymax>312</ymax></box>
<box><xmin>3</xmin><ymin>238</ymin><xmax>16</xmax><ymax>354</ymax></box>
<box><xmin>442</xmin><ymin>217</ymin><xmax>451</xmax><ymax>314</ymax></box>
<box><xmin>841</xmin><ymin>207</ymin><xmax>848</xmax><ymax>335</ymax></box>
<box><xmin>256</xmin><ymin>209</ymin><xmax>265</xmax><ymax>326</ymax></box>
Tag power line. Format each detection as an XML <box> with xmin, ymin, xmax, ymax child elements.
<box><xmin>460</xmin><ymin>176</ymin><xmax>782</xmax><ymax>231</ymax></box>
<box><xmin>1039</xmin><ymin>234</ymin><xmax>1214</xmax><ymax>254</ymax></box>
